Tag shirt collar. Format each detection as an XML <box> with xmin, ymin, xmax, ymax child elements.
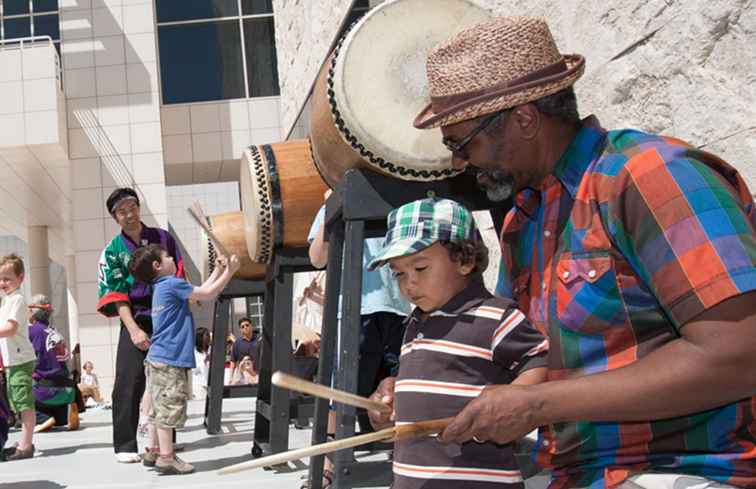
<box><xmin>405</xmin><ymin>279</ymin><xmax>492</xmax><ymax>324</ymax></box>
<box><xmin>552</xmin><ymin>115</ymin><xmax>607</xmax><ymax>199</ymax></box>
<box><xmin>121</xmin><ymin>222</ymin><xmax>151</xmax><ymax>247</ymax></box>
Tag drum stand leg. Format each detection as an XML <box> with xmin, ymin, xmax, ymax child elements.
<box><xmin>308</xmin><ymin>219</ymin><xmax>345</xmax><ymax>489</ymax></box>
<box><xmin>252</xmin><ymin>250</ymin><xmax>315</xmax><ymax>458</ymax></box>
<box><xmin>205</xmin><ymin>298</ymin><xmax>231</xmax><ymax>434</ymax></box>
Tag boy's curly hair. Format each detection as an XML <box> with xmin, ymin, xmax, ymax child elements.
<box><xmin>440</xmin><ymin>237</ymin><xmax>489</xmax><ymax>277</ymax></box>
<box><xmin>128</xmin><ymin>244</ymin><xmax>165</xmax><ymax>283</ymax></box>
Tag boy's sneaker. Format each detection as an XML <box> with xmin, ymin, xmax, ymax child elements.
<box><xmin>155</xmin><ymin>454</ymin><xmax>194</xmax><ymax>475</ymax></box>
<box><xmin>142</xmin><ymin>448</ymin><xmax>159</xmax><ymax>467</ymax></box>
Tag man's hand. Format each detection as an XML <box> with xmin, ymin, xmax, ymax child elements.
<box><xmin>129</xmin><ymin>327</ymin><xmax>151</xmax><ymax>351</ymax></box>
<box><xmin>368</xmin><ymin>376</ymin><xmax>396</xmax><ymax>430</ymax></box>
<box><xmin>440</xmin><ymin>384</ymin><xmax>540</xmax><ymax>445</ymax></box>
<box><xmin>216</xmin><ymin>255</ymin><xmax>228</xmax><ymax>269</ymax></box>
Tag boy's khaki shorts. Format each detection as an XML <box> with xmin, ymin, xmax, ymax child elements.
<box><xmin>145</xmin><ymin>361</ymin><xmax>190</xmax><ymax>429</ymax></box>
<box><xmin>6</xmin><ymin>360</ymin><xmax>35</xmax><ymax>413</ymax></box>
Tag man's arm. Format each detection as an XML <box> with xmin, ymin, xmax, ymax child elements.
<box><xmin>308</xmin><ymin>217</ymin><xmax>328</xmax><ymax>269</ymax></box>
<box><xmin>117</xmin><ymin>301</ymin><xmax>150</xmax><ymax>351</ymax></box>
<box><xmin>441</xmin><ymin>291</ymin><xmax>756</xmax><ymax>444</ymax></box>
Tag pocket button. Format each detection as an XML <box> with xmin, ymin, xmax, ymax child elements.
<box><xmin>562</xmin><ymin>271</ymin><xmax>570</xmax><ymax>280</ymax></box>
<box><xmin>588</xmin><ymin>269</ymin><xmax>597</xmax><ymax>279</ymax></box>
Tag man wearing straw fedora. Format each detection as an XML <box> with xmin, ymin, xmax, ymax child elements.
<box><xmin>407</xmin><ymin>16</ymin><xmax>756</xmax><ymax>489</ymax></box>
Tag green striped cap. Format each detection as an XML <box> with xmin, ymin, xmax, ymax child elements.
<box><xmin>367</xmin><ymin>198</ymin><xmax>476</xmax><ymax>270</ymax></box>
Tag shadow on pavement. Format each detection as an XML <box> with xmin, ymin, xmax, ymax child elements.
<box><xmin>0</xmin><ymin>482</ymin><xmax>66</xmax><ymax>489</ymax></box>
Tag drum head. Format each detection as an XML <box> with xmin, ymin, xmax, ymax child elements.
<box><xmin>240</xmin><ymin>146</ymin><xmax>274</xmax><ymax>263</ymax></box>
<box><xmin>332</xmin><ymin>0</ymin><xmax>490</xmax><ymax>180</ymax></box>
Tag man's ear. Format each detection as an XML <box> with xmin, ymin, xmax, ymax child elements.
<box><xmin>513</xmin><ymin>104</ymin><xmax>539</xmax><ymax>140</ymax></box>
<box><xmin>152</xmin><ymin>260</ymin><xmax>162</xmax><ymax>272</ymax></box>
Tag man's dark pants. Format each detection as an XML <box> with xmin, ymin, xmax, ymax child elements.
<box><xmin>112</xmin><ymin>316</ymin><xmax>151</xmax><ymax>454</ymax></box>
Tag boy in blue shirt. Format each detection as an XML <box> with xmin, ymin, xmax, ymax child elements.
<box><xmin>129</xmin><ymin>244</ymin><xmax>239</xmax><ymax>475</ymax></box>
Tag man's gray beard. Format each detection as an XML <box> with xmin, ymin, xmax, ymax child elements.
<box><xmin>479</xmin><ymin>170</ymin><xmax>514</xmax><ymax>202</ymax></box>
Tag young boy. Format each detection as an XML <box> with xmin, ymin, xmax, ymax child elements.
<box><xmin>128</xmin><ymin>244</ymin><xmax>239</xmax><ymax>475</ymax></box>
<box><xmin>367</xmin><ymin>198</ymin><xmax>548</xmax><ymax>489</ymax></box>
<box><xmin>0</xmin><ymin>254</ymin><xmax>37</xmax><ymax>461</ymax></box>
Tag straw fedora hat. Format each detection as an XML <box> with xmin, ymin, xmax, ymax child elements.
<box><xmin>414</xmin><ymin>17</ymin><xmax>585</xmax><ymax>129</ymax></box>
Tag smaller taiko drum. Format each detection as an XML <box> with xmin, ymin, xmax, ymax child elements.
<box><xmin>201</xmin><ymin>211</ymin><xmax>267</xmax><ymax>281</ymax></box>
<box><xmin>240</xmin><ymin>139</ymin><xmax>328</xmax><ymax>263</ymax></box>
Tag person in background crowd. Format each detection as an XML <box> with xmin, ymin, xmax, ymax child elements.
<box><xmin>192</xmin><ymin>327</ymin><xmax>211</xmax><ymax>399</ymax></box>
<box><xmin>79</xmin><ymin>361</ymin><xmax>104</xmax><ymax>406</ymax></box>
<box><xmin>228</xmin><ymin>318</ymin><xmax>259</xmax><ymax>380</ymax></box>
<box><xmin>27</xmin><ymin>295</ymin><xmax>81</xmax><ymax>433</ymax></box>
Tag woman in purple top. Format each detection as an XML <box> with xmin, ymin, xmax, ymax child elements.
<box><xmin>28</xmin><ymin>295</ymin><xmax>79</xmax><ymax>432</ymax></box>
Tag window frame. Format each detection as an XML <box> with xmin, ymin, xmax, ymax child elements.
<box><xmin>155</xmin><ymin>0</ymin><xmax>278</xmax><ymax>105</ymax></box>
<box><xmin>0</xmin><ymin>0</ymin><xmax>60</xmax><ymax>54</ymax></box>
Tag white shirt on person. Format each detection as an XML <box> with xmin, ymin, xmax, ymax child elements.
<box><xmin>0</xmin><ymin>289</ymin><xmax>35</xmax><ymax>367</ymax></box>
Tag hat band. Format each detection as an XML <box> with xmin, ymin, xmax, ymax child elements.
<box><xmin>429</xmin><ymin>55</ymin><xmax>584</xmax><ymax>116</ymax></box>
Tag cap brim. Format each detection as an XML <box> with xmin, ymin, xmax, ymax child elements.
<box><xmin>367</xmin><ymin>237</ymin><xmax>437</xmax><ymax>271</ymax></box>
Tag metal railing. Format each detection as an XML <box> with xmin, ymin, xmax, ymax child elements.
<box><xmin>0</xmin><ymin>35</ymin><xmax>62</xmax><ymax>90</ymax></box>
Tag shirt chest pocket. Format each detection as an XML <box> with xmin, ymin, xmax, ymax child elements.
<box><xmin>553</xmin><ymin>253</ymin><xmax>629</xmax><ymax>334</ymax></box>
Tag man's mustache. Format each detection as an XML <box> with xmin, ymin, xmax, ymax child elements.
<box><xmin>468</xmin><ymin>167</ymin><xmax>513</xmax><ymax>202</ymax></box>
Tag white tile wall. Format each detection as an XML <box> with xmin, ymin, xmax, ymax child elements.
<box><xmin>122</xmin><ymin>3</ymin><xmax>154</xmax><ymax>34</ymax></box>
<box><xmin>67</xmin><ymin>96</ymin><xmax>97</xmax><ymax>128</ymax></box>
<box><xmin>219</xmin><ymin>101</ymin><xmax>250</xmax><ymax>132</ymax></box>
<box><xmin>0</xmin><ymin>50</ymin><xmax>21</xmax><ymax>82</ymax></box>
<box><xmin>131</xmin><ymin>152</ymin><xmax>165</xmax><ymax>184</ymax></box>
<box><xmin>249</xmin><ymin>98</ymin><xmax>281</xmax><ymax>129</ymax></box>
<box><xmin>126</xmin><ymin>61</ymin><xmax>157</xmax><ymax>93</ymax></box>
<box><xmin>161</xmin><ymin>105</ymin><xmax>190</xmax><ymax>135</ymax></box>
<box><xmin>124</xmin><ymin>32</ymin><xmax>156</xmax><ymax>64</ymax></box>
<box><xmin>130</xmin><ymin>121</ymin><xmax>162</xmax><ymax>153</ymax></box>
<box><xmin>25</xmin><ymin>110</ymin><xmax>60</xmax><ymax>145</ymax></box>
<box><xmin>72</xmin><ymin>188</ymin><xmax>105</xmax><ymax>220</ymax></box>
<box><xmin>192</xmin><ymin>132</ymin><xmax>222</xmax><ymax>163</ymax></box>
<box><xmin>95</xmin><ymin>64</ymin><xmax>128</xmax><ymax>96</ymax></box>
<box><xmin>60</xmin><ymin>9</ymin><xmax>94</xmax><ymax>41</ymax></box>
<box><xmin>97</xmin><ymin>95</ymin><xmax>130</xmax><ymax>125</ymax></box>
<box><xmin>190</xmin><ymin>104</ymin><xmax>221</xmax><ymax>133</ymax></box>
<box><xmin>92</xmin><ymin>7</ymin><xmax>123</xmax><ymax>38</ymax></box>
<box><xmin>163</xmin><ymin>134</ymin><xmax>192</xmax><ymax>164</ymax></box>
<box><xmin>61</xmin><ymin>39</ymin><xmax>96</xmax><ymax>69</ymax></box>
<box><xmin>0</xmin><ymin>81</ymin><xmax>23</xmax><ymax>114</ymax></box>
<box><xmin>64</xmin><ymin>68</ymin><xmax>97</xmax><ymax>98</ymax></box>
<box><xmin>128</xmin><ymin>92</ymin><xmax>160</xmax><ymax>123</ymax></box>
<box><xmin>0</xmin><ymin>114</ymin><xmax>26</xmax><ymax>146</ymax></box>
<box><xmin>22</xmin><ymin>46</ymin><xmax>57</xmax><ymax>80</ymax></box>
<box><xmin>94</xmin><ymin>35</ymin><xmax>126</xmax><ymax>67</ymax></box>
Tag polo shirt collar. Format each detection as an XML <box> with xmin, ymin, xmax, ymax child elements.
<box><xmin>552</xmin><ymin>115</ymin><xmax>608</xmax><ymax>199</ymax></box>
<box><xmin>406</xmin><ymin>279</ymin><xmax>491</xmax><ymax>323</ymax></box>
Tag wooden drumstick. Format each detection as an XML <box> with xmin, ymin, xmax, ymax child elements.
<box><xmin>217</xmin><ymin>417</ymin><xmax>452</xmax><ymax>475</ymax></box>
<box><xmin>187</xmin><ymin>202</ymin><xmax>231</xmax><ymax>257</ymax></box>
<box><xmin>272</xmin><ymin>372</ymin><xmax>391</xmax><ymax>414</ymax></box>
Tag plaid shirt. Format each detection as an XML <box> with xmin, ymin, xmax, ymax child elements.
<box><xmin>496</xmin><ymin>116</ymin><xmax>756</xmax><ymax>488</ymax></box>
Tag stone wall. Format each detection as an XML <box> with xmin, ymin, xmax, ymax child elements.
<box><xmin>273</xmin><ymin>0</ymin><xmax>755</xmax><ymax>187</ymax></box>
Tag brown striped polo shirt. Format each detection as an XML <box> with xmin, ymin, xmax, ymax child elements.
<box><xmin>393</xmin><ymin>280</ymin><xmax>548</xmax><ymax>489</ymax></box>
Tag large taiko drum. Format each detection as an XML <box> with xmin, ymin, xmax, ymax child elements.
<box><xmin>309</xmin><ymin>0</ymin><xmax>491</xmax><ymax>188</ymax></box>
<box><xmin>240</xmin><ymin>139</ymin><xmax>328</xmax><ymax>264</ymax></box>
<box><xmin>201</xmin><ymin>211</ymin><xmax>267</xmax><ymax>280</ymax></box>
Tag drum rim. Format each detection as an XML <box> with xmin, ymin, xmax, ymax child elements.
<box><xmin>244</xmin><ymin>145</ymin><xmax>279</xmax><ymax>264</ymax></box>
<box><xmin>327</xmin><ymin>0</ymin><xmax>478</xmax><ymax>181</ymax></box>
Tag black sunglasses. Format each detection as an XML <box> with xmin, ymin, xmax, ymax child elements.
<box><xmin>442</xmin><ymin>111</ymin><xmax>505</xmax><ymax>157</ymax></box>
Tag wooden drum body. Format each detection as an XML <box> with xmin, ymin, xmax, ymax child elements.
<box><xmin>201</xmin><ymin>211</ymin><xmax>267</xmax><ymax>281</ymax></box>
<box><xmin>310</xmin><ymin>0</ymin><xmax>491</xmax><ymax>188</ymax></box>
<box><xmin>240</xmin><ymin>139</ymin><xmax>328</xmax><ymax>263</ymax></box>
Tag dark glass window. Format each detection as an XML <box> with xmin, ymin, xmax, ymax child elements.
<box><xmin>158</xmin><ymin>21</ymin><xmax>245</xmax><ymax>104</ymax></box>
<box><xmin>4</xmin><ymin>17</ymin><xmax>31</xmax><ymax>39</ymax></box>
<box><xmin>155</xmin><ymin>0</ymin><xmax>237</xmax><ymax>23</ymax></box>
<box><xmin>244</xmin><ymin>16</ymin><xmax>278</xmax><ymax>97</ymax></box>
<box><xmin>32</xmin><ymin>0</ymin><xmax>58</xmax><ymax>13</ymax></box>
<box><xmin>3</xmin><ymin>0</ymin><xmax>29</xmax><ymax>15</ymax></box>
<box><xmin>241</xmin><ymin>0</ymin><xmax>272</xmax><ymax>15</ymax></box>
<box><xmin>33</xmin><ymin>13</ymin><xmax>59</xmax><ymax>40</ymax></box>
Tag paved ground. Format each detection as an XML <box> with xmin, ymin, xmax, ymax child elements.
<box><xmin>2</xmin><ymin>398</ymin><xmax>550</xmax><ymax>489</ymax></box>
<box><xmin>1</xmin><ymin>398</ymin><xmax>332</xmax><ymax>489</ymax></box>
